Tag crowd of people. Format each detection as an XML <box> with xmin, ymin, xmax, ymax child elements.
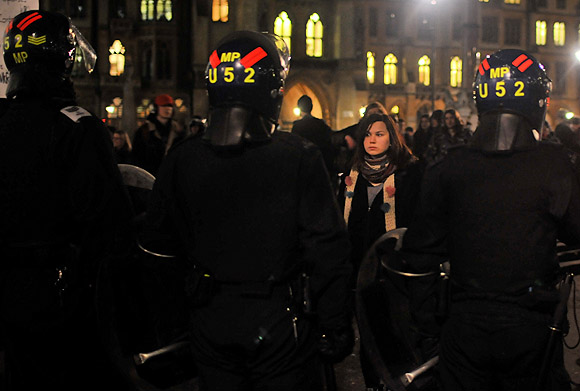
<box><xmin>1</xmin><ymin>9</ymin><xmax>580</xmax><ymax>391</ymax></box>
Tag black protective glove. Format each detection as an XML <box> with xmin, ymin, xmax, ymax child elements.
<box><xmin>318</xmin><ymin>325</ymin><xmax>355</xmax><ymax>363</ymax></box>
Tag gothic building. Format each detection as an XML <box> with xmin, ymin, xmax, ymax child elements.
<box><xmin>40</xmin><ymin>0</ymin><xmax>580</xmax><ymax>134</ymax></box>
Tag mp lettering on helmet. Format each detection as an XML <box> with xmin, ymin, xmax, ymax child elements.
<box><xmin>4</xmin><ymin>11</ymin><xmax>45</xmax><ymax>65</ymax></box>
<box><xmin>207</xmin><ymin>47</ymin><xmax>267</xmax><ymax>85</ymax></box>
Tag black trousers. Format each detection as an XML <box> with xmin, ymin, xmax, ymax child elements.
<box><xmin>189</xmin><ymin>290</ymin><xmax>322</xmax><ymax>391</ymax></box>
<box><xmin>437</xmin><ymin>300</ymin><xmax>571</xmax><ymax>391</ymax></box>
<box><xmin>1</xmin><ymin>267</ymin><xmax>128</xmax><ymax>391</ymax></box>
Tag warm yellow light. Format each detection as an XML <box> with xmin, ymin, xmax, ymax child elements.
<box><xmin>294</xmin><ymin>107</ymin><xmax>301</xmax><ymax>116</ymax></box>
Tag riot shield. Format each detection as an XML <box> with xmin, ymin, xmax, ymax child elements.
<box><xmin>96</xmin><ymin>164</ymin><xmax>197</xmax><ymax>391</ymax></box>
<box><xmin>355</xmin><ymin>228</ymin><xmax>442</xmax><ymax>391</ymax></box>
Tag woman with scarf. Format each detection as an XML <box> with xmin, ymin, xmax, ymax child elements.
<box><xmin>337</xmin><ymin>113</ymin><xmax>422</xmax><ymax>391</ymax></box>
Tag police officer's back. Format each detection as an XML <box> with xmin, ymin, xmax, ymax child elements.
<box><xmin>143</xmin><ymin>31</ymin><xmax>353</xmax><ymax>390</ymax></box>
<box><xmin>0</xmin><ymin>11</ymin><xmax>133</xmax><ymax>390</ymax></box>
<box><xmin>402</xmin><ymin>50</ymin><xmax>580</xmax><ymax>390</ymax></box>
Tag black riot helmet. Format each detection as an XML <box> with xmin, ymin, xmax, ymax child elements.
<box><xmin>473</xmin><ymin>49</ymin><xmax>551</xmax><ymax>131</ymax></box>
<box><xmin>471</xmin><ymin>49</ymin><xmax>552</xmax><ymax>152</ymax></box>
<box><xmin>3</xmin><ymin>10</ymin><xmax>96</xmax><ymax>98</ymax></box>
<box><xmin>204</xmin><ymin>30</ymin><xmax>290</xmax><ymax>147</ymax></box>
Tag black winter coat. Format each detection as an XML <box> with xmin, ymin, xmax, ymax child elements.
<box><xmin>338</xmin><ymin>161</ymin><xmax>423</xmax><ymax>276</ymax></box>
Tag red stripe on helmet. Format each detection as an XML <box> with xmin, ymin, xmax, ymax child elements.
<box><xmin>512</xmin><ymin>54</ymin><xmax>528</xmax><ymax>67</ymax></box>
<box><xmin>240</xmin><ymin>47</ymin><xmax>267</xmax><ymax>68</ymax></box>
<box><xmin>482</xmin><ymin>59</ymin><xmax>490</xmax><ymax>70</ymax></box>
<box><xmin>5</xmin><ymin>20</ymin><xmax>13</xmax><ymax>34</ymax></box>
<box><xmin>518</xmin><ymin>59</ymin><xmax>533</xmax><ymax>72</ymax></box>
<box><xmin>19</xmin><ymin>14</ymin><xmax>42</xmax><ymax>31</ymax></box>
<box><xmin>17</xmin><ymin>12</ymin><xmax>41</xmax><ymax>30</ymax></box>
<box><xmin>478</xmin><ymin>64</ymin><xmax>485</xmax><ymax>75</ymax></box>
<box><xmin>209</xmin><ymin>50</ymin><xmax>221</xmax><ymax>68</ymax></box>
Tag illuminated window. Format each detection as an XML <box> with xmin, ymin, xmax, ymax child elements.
<box><xmin>504</xmin><ymin>0</ymin><xmax>520</xmax><ymax>4</ymax></box>
<box><xmin>536</xmin><ymin>20</ymin><xmax>547</xmax><ymax>46</ymax></box>
<box><xmin>306</xmin><ymin>13</ymin><xmax>323</xmax><ymax>57</ymax></box>
<box><xmin>109</xmin><ymin>40</ymin><xmax>126</xmax><ymax>76</ymax></box>
<box><xmin>274</xmin><ymin>12</ymin><xmax>292</xmax><ymax>54</ymax></box>
<box><xmin>479</xmin><ymin>0</ymin><xmax>489</xmax><ymax>2</ymax></box>
<box><xmin>554</xmin><ymin>22</ymin><xmax>566</xmax><ymax>46</ymax></box>
<box><xmin>384</xmin><ymin>53</ymin><xmax>398</xmax><ymax>85</ymax></box>
<box><xmin>450</xmin><ymin>56</ymin><xmax>462</xmax><ymax>87</ymax></box>
<box><xmin>418</xmin><ymin>55</ymin><xmax>430</xmax><ymax>86</ymax></box>
<box><xmin>367</xmin><ymin>52</ymin><xmax>375</xmax><ymax>84</ymax></box>
<box><xmin>212</xmin><ymin>0</ymin><xmax>228</xmax><ymax>23</ymax></box>
<box><xmin>140</xmin><ymin>0</ymin><xmax>172</xmax><ymax>21</ymax></box>
<box><xmin>106</xmin><ymin>97</ymin><xmax>123</xmax><ymax>119</ymax></box>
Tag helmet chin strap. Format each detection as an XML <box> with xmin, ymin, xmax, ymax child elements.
<box><xmin>203</xmin><ymin>105</ymin><xmax>275</xmax><ymax>148</ymax></box>
<box><xmin>471</xmin><ymin>111</ymin><xmax>539</xmax><ymax>153</ymax></box>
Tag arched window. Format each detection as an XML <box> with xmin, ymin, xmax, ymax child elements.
<box><xmin>536</xmin><ymin>20</ymin><xmax>547</xmax><ymax>46</ymax></box>
<box><xmin>157</xmin><ymin>0</ymin><xmax>172</xmax><ymax>21</ymax></box>
<box><xmin>140</xmin><ymin>0</ymin><xmax>172</xmax><ymax>21</ymax></box>
<box><xmin>554</xmin><ymin>22</ymin><xmax>566</xmax><ymax>46</ymax></box>
<box><xmin>109</xmin><ymin>40</ymin><xmax>126</xmax><ymax>76</ymax></box>
<box><xmin>384</xmin><ymin>53</ymin><xmax>398</xmax><ymax>85</ymax></box>
<box><xmin>274</xmin><ymin>11</ymin><xmax>292</xmax><ymax>54</ymax></box>
<box><xmin>306</xmin><ymin>13</ymin><xmax>323</xmax><ymax>57</ymax></box>
<box><xmin>367</xmin><ymin>51</ymin><xmax>375</xmax><ymax>84</ymax></box>
<box><xmin>418</xmin><ymin>55</ymin><xmax>431</xmax><ymax>86</ymax></box>
<box><xmin>450</xmin><ymin>56</ymin><xmax>462</xmax><ymax>87</ymax></box>
<box><xmin>212</xmin><ymin>0</ymin><xmax>228</xmax><ymax>22</ymax></box>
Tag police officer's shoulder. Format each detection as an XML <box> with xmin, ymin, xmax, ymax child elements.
<box><xmin>59</xmin><ymin>105</ymin><xmax>96</xmax><ymax>123</ymax></box>
<box><xmin>274</xmin><ymin>130</ymin><xmax>318</xmax><ymax>152</ymax></box>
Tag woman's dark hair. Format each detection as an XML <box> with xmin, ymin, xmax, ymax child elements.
<box><xmin>352</xmin><ymin>114</ymin><xmax>415</xmax><ymax>171</ymax></box>
<box><xmin>443</xmin><ymin>109</ymin><xmax>463</xmax><ymax>136</ymax></box>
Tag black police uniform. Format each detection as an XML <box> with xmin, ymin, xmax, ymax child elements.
<box><xmin>146</xmin><ymin>130</ymin><xmax>351</xmax><ymax>390</ymax></box>
<box><xmin>143</xmin><ymin>30</ymin><xmax>353</xmax><ymax>391</ymax></box>
<box><xmin>0</xmin><ymin>10</ymin><xmax>133</xmax><ymax>391</ymax></box>
<box><xmin>402</xmin><ymin>49</ymin><xmax>580</xmax><ymax>390</ymax></box>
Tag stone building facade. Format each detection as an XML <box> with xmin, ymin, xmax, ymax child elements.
<box><xmin>39</xmin><ymin>0</ymin><xmax>580</xmax><ymax>135</ymax></box>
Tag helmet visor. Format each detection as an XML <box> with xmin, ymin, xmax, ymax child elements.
<box><xmin>70</xmin><ymin>22</ymin><xmax>97</xmax><ymax>73</ymax></box>
<box><xmin>267</xmin><ymin>33</ymin><xmax>290</xmax><ymax>79</ymax></box>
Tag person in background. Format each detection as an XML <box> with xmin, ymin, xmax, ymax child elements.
<box><xmin>424</xmin><ymin>108</ymin><xmax>470</xmax><ymax>167</ymax></box>
<box><xmin>291</xmin><ymin>94</ymin><xmax>337</xmax><ymax>183</ymax></box>
<box><xmin>404</xmin><ymin>126</ymin><xmax>414</xmax><ymax>151</ymax></box>
<box><xmin>412</xmin><ymin>114</ymin><xmax>430</xmax><ymax>159</ymax></box>
<box><xmin>111</xmin><ymin>128</ymin><xmax>132</xmax><ymax>164</ymax></box>
<box><xmin>337</xmin><ymin>114</ymin><xmax>422</xmax><ymax>391</ymax></box>
<box><xmin>142</xmin><ymin>31</ymin><xmax>353</xmax><ymax>391</ymax></box>
<box><xmin>132</xmin><ymin>93</ymin><xmax>184</xmax><ymax>175</ymax></box>
<box><xmin>188</xmin><ymin>115</ymin><xmax>206</xmax><ymax>139</ymax></box>
<box><xmin>0</xmin><ymin>10</ymin><xmax>133</xmax><ymax>391</ymax></box>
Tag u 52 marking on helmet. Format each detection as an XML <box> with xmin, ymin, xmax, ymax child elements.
<box><xmin>473</xmin><ymin>49</ymin><xmax>552</xmax><ymax>130</ymax></box>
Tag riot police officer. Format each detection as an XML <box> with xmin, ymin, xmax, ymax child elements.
<box><xmin>142</xmin><ymin>31</ymin><xmax>353</xmax><ymax>390</ymax></box>
<box><xmin>0</xmin><ymin>10</ymin><xmax>133</xmax><ymax>390</ymax></box>
<box><xmin>401</xmin><ymin>49</ymin><xmax>580</xmax><ymax>390</ymax></box>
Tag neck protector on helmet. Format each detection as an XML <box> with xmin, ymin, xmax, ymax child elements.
<box><xmin>203</xmin><ymin>106</ymin><xmax>274</xmax><ymax>148</ymax></box>
<box><xmin>470</xmin><ymin>112</ymin><xmax>538</xmax><ymax>153</ymax></box>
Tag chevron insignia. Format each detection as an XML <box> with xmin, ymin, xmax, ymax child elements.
<box><xmin>28</xmin><ymin>35</ymin><xmax>46</xmax><ymax>45</ymax></box>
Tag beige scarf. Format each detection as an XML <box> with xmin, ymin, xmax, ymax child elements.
<box><xmin>343</xmin><ymin>169</ymin><xmax>396</xmax><ymax>231</ymax></box>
